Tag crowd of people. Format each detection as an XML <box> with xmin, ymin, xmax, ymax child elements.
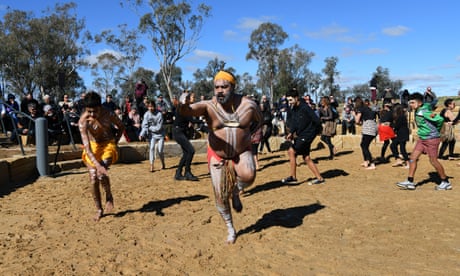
<box><xmin>1</xmin><ymin>79</ymin><xmax>458</xmax><ymax>243</ymax></box>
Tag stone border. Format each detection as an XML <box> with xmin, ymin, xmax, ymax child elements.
<box><xmin>0</xmin><ymin>135</ymin><xmax>407</xmax><ymax>189</ymax></box>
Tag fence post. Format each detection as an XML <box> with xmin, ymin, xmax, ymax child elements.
<box><xmin>35</xmin><ymin>117</ymin><xmax>49</xmax><ymax>176</ymax></box>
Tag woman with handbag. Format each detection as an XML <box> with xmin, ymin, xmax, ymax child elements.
<box><xmin>319</xmin><ymin>96</ymin><xmax>337</xmax><ymax>160</ymax></box>
<box><xmin>438</xmin><ymin>98</ymin><xmax>459</xmax><ymax>160</ymax></box>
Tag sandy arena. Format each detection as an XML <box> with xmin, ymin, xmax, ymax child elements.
<box><xmin>0</xmin><ymin>141</ymin><xmax>459</xmax><ymax>275</ymax></box>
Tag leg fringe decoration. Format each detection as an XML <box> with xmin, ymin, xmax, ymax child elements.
<box><xmin>216</xmin><ymin>160</ymin><xmax>236</xmax><ymax>201</ymax></box>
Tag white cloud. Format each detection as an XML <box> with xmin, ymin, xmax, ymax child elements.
<box><xmin>341</xmin><ymin>47</ymin><xmax>387</xmax><ymax>57</ymax></box>
<box><xmin>194</xmin><ymin>49</ymin><xmax>228</xmax><ymax>60</ymax></box>
<box><xmin>85</xmin><ymin>49</ymin><xmax>123</xmax><ymax>65</ymax></box>
<box><xmin>399</xmin><ymin>73</ymin><xmax>443</xmax><ymax>83</ymax></box>
<box><xmin>304</xmin><ymin>23</ymin><xmax>374</xmax><ymax>44</ymax></box>
<box><xmin>185</xmin><ymin>49</ymin><xmax>231</xmax><ymax>64</ymax></box>
<box><xmin>236</xmin><ymin>16</ymin><xmax>277</xmax><ymax>31</ymax></box>
<box><xmin>223</xmin><ymin>29</ymin><xmax>238</xmax><ymax>40</ymax></box>
<box><xmin>382</xmin><ymin>25</ymin><xmax>410</xmax><ymax>36</ymax></box>
<box><xmin>305</xmin><ymin>23</ymin><xmax>349</xmax><ymax>39</ymax></box>
<box><xmin>362</xmin><ymin>48</ymin><xmax>388</xmax><ymax>55</ymax></box>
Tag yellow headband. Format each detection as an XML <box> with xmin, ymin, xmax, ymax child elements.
<box><xmin>214</xmin><ymin>71</ymin><xmax>235</xmax><ymax>85</ymax></box>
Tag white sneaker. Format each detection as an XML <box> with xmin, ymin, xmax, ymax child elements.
<box><xmin>396</xmin><ymin>180</ymin><xmax>416</xmax><ymax>190</ymax></box>
<box><xmin>435</xmin><ymin>181</ymin><xmax>452</xmax><ymax>191</ymax></box>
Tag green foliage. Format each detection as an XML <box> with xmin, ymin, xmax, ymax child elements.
<box><xmin>0</xmin><ymin>2</ymin><xmax>87</xmax><ymax>100</ymax></box>
<box><xmin>247</xmin><ymin>22</ymin><xmax>288</xmax><ymax>101</ymax></box>
<box><xmin>94</xmin><ymin>24</ymin><xmax>146</xmax><ymax>96</ymax></box>
<box><xmin>127</xmin><ymin>0</ymin><xmax>211</xmax><ymax>101</ymax></box>
<box><xmin>322</xmin><ymin>57</ymin><xmax>340</xmax><ymax>97</ymax></box>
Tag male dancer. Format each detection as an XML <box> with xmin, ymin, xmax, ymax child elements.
<box><xmin>397</xmin><ymin>92</ymin><xmax>451</xmax><ymax>190</ymax></box>
<box><xmin>281</xmin><ymin>88</ymin><xmax>324</xmax><ymax>184</ymax></box>
<box><xmin>79</xmin><ymin>92</ymin><xmax>125</xmax><ymax>221</ymax></box>
<box><xmin>179</xmin><ymin>70</ymin><xmax>263</xmax><ymax>243</ymax></box>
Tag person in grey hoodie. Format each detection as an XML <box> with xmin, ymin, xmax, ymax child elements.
<box><xmin>139</xmin><ymin>99</ymin><xmax>166</xmax><ymax>172</ymax></box>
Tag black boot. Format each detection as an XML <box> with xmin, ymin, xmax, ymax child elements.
<box><xmin>184</xmin><ymin>171</ymin><xmax>199</xmax><ymax>181</ymax></box>
<box><xmin>175</xmin><ymin>169</ymin><xmax>185</xmax><ymax>181</ymax></box>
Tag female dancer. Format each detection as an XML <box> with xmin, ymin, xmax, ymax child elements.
<box><xmin>354</xmin><ymin>97</ymin><xmax>378</xmax><ymax>169</ymax></box>
<box><xmin>378</xmin><ymin>103</ymin><xmax>396</xmax><ymax>161</ymax></box>
<box><xmin>390</xmin><ymin>103</ymin><xmax>410</xmax><ymax>167</ymax></box>
<box><xmin>139</xmin><ymin>99</ymin><xmax>166</xmax><ymax>172</ymax></box>
<box><xmin>438</xmin><ymin>98</ymin><xmax>459</xmax><ymax>160</ymax></box>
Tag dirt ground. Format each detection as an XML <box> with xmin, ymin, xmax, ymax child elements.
<box><xmin>0</xmin><ymin>140</ymin><xmax>459</xmax><ymax>275</ymax></box>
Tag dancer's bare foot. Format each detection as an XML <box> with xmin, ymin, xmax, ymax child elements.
<box><xmin>150</xmin><ymin>164</ymin><xmax>154</xmax><ymax>172</ymax></box>
<box><xmin>365</xmin><ymin>163</ymin><xmax>376</xmax><ymax>170</ymax></box>
<box><xmin>93</xmin><ymin>209</ymin><xmax>103</xmax><ymax>222</ymax></box>
<box><xmin>105</xmin><ymin>201</ymin><xmax>114</xmax><ymax>213</ymax></box>
<box><xmin>226</xmin><ymin>229</ymin><xmax>237</xmax><ymax>244</ymax></box>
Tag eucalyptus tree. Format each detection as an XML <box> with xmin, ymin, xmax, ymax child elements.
<box><xmin>238</xmin><ymin>72</ymin><xmax>258</xmax><ymax>97</ymax></box>
<box><xmin>275</xmin><ymin>44</ymin><xmax>315</xmax><ymax>100</ymax></box>
<box><xmin>246</xmin><ymin>22</ymin><xmax>288</xmax><ymax>102</ymax></box>
<box><xmin>191</xmin><ymin>58</ymin><xmax>226</xmax><ymax>98</ymax></box>
<box><xmin>125</xmin><ymin>0</ymin><xmax>211</xmax><ymax>101</ymax></box>
<box><xmin>94</xmin><ymin>24</ymin><xmax>146</xmax><ymax>95</ymax></box>
<box><xmin>154</xmin><ymin>65</ymin><xmax>183</xmax><ymax>100</ymax></box>
<box><xmin>369</xmin><ymin>66</ymin><xmax>403</xmax><ymax>96</ymax></box>
<box><xmin>0</xmin><ymin>2</ymin><xmax>88</xmax><ymax>100</ymax></box>
<box><xmin>322</xmin><ymin>56</ymin><xmax>340</xmax><ymax>97</ymax></box>
<box><xmin>90</xmin><ymin>52</ymin><xmax>123</xmax><ymax>97</ymax></box>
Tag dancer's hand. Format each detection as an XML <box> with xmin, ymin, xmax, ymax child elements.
<box><xmin>96</xmin><ymin>163</ymin><xmax>108</xmax><ymax>179</ymax></box>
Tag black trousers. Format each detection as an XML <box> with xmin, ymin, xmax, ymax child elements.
<box><xmin>360</xmin><ymin>134</ymin><xmax>375</xmax><ymax>162</ymax></box>
<box><xmin>173</xmin><ymin>127</ymin><xmax>195</xmax><ymax>173</ymax></box>
<box><xmin>259</xmin><ymin>122</ymin><xmax>272</xmax><ymax>152</ymax></box>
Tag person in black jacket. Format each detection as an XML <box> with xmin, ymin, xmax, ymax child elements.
<box><xmin>282</xmin><ymin>88</ymin><xmax>324</xmax><ymax>185</ymax></box>
<box><xmin>173</xmin><ymin>91</ymin><xmax>199</xmax><ymax>181</ymax></box>
<box><xmin>259</xmin><ymin>95</ymin><xmax>273</xmax><ymax>153</ymax></box>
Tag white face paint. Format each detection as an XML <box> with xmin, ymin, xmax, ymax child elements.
<box><xmin>214</xmin><ymin>80</ymin><xmax>233</xmax><ymax>105</ymax></box>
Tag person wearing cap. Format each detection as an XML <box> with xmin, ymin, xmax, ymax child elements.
<box><xmin>178</xmin><ymin>70</ymin><xmax>263</xmax><ymax>244</ymax></box>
